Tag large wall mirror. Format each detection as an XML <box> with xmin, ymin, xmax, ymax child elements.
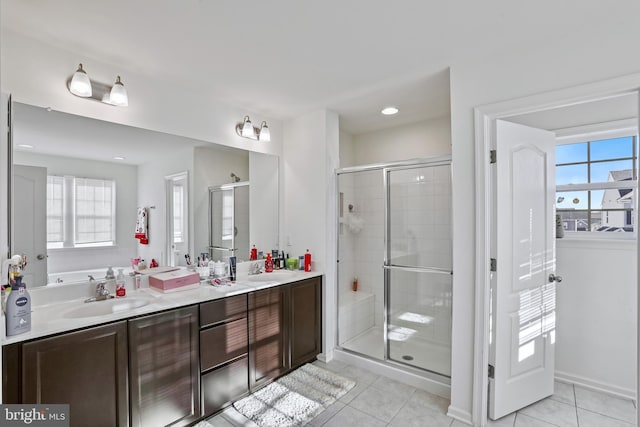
<box><xmin>10</xmin><ymin>102</ymin><xmax>279</xmax><ymax>287</ymax></box>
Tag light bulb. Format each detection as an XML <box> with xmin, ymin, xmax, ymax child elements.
<box><xmin>258</xmin><ymin>121</ymin><xmax>270</xmax><ymax>142</ymax></box>
<box><xmin>241</xmin><ymin>116</ymin><xmax>256</xmax><ymax>138</ymax></box>
<box><xmin>69</xmin><ymin>63</ymin><xmax>92</xmax><ymax>97</ymax></box>
<box><xmin>109</xmin><ymin>76</ymin><xmax>128</xmax><ymax>106</ymax></box>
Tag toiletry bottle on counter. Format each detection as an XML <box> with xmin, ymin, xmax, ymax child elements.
<box><xmin>105</xmin><ymin>266</ymin><xmax>116</xmax><ymax>293</ymax></box>
<box><xmin>304</xmin><ymin>249</ymin><xmax>312</xmax><ymax>272</ymax></box>
<box><xmin>229</xmin><ymin>256</ymin><xmax>237</xmax><ymax>281</ymax></box>
<box><xmin>265</xmin><ymin>253</ymin><xmax>274</xmax><ymax>273</ymax></box>
<box><xmin>116</xmin><ymin>269</ymin><xmax>126</xmax><ymax>297</ymax></box>
<box><xmin>6</xmin><ymin>275</ymin><xmax>31</xmax><ymax>336</ymax></box>
<box><xmin>250</xmin><ymin>245</ymin><xmax>258</xmax><ymax>261</ymax></box>
<box><xmin>352</xmin><ymin>277</ymin><xmax>358</xmax><ymax>292</ymax></box>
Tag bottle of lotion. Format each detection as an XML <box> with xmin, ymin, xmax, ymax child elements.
<box><xmin>6</xmin><ymin>276</ymin><xmax>31</xmax><ymax>336</ymax></box>
<box><xmin>116</xmin><ymin>269</ymin><xmax>126</xmax><ymax>297</ymax></box>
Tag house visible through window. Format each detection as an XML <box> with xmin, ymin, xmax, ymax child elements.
<box><xmin>556</xmin><ymin>134</ymin><xmax>637</xmax><ymax>235</ymax></box>
<box><xmin>46</xmin><ymin>175</ymin><xmax>116</xmax><ymax>248</ymax></box>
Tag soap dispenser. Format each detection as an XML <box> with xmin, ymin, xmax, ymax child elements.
<box><xmin>116</xmin><ymin>269</ymin><xmax>126</xmax><ymax>297</ymax></box>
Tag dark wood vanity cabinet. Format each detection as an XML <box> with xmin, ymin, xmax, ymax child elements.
<box><xmin>2</xmin><ymin>321</ymin><xmax>129</xmax><ymax>427</ymax></box>
<box><xmin>249</xmin><ymin>276</ymin><xmax>323</xmax><ymax>389</ymax></box>
<box><xmin>128</xmin><ymin>306</ymin><xmax>200</xmax><ymax>427</ymax></box>
<box><xmin>290</xmin><ymin>277</ymin><xmax>322</xmax><ymax>369</ymax></box>
<box><xmin>200</xmin><ymin>294</ymin><xmax>249</xmax><ymax>417</ymax></box>
<box><xmin>249</xmin><ymin>285</ymin><xmax>290</xmax><ymax>389</ymax></box>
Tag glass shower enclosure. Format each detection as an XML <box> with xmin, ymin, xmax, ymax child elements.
<box><xmin>336</xmin><ymin>157</ymin><xmax>452</xmax><ymax>377</ymax></box>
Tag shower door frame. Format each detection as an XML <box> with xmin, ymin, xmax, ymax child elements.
<box><xmin>335</xmin><ymin>155</ymin><xmax>453</xmax><ymax>377</ymax></box>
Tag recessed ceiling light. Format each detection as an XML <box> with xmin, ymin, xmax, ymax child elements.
<box><xmin>381</xmin><ymin>106</ymin><xmax>399</xmax><ymax>115</ymax></box>
<box><xmin>113</xmin><ymin>156</ymin><xmax>125</xmax><ymax>160</ymax></box>
<box><xmin>17</xmin><ymin>144</ymin><xmax>34</xmax><ymax>149</ymax></box>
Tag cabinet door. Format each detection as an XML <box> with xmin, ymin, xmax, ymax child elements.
<box><xmin>249</xmin><ymin>286</ymin><xmax>289</xmax><ymax>389</ymax></box>
<box><xmin>129</xmin><ymin>306</ymin><xmax>200</xmax><ymax>427</ymax></box>
<box><xmin>290</xmin><ymin>277</ymin><xmax>322</xmax><ymax>368</ymax></box>
<box><xmin>22</xmin><ymin>321</ymin><xmax>129</xmax><ymax>427</ymax></box>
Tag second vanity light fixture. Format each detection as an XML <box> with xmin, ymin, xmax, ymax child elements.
<box><xmin>68</xmin><ymin>63</ymin><xmax>129</xmax><ymax>107</ymax></box>
<box><xmin>236</xmin><ymin>116</ymin><xmax>270</xmax><ymax>142</ymax></box>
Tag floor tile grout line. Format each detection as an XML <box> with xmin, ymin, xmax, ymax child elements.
<box><xmin>384</xmin><ymin>388</ymin><xmax>417</xmax><ymax>426</ymax></box>
<box><xmin>577</xmin><ymin>406</ymin><xmax>636</xmax><ymax>425</ymax></box>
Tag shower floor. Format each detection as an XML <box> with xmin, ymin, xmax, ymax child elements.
<box><xmin>341</xmin><ymin>325</ymin><xmax>451</xmax><ymax>377</ymax></box>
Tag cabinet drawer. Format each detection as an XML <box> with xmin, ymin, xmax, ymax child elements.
<box><xmin>201</xmin><ymin>357</ymin><xmax>249</xmax><ymax>416</ymax></box>
<box><xmin>200</xmin><ymin>294</ymin><xmax>247</xmax><ymax>327</ymax></box>
<box><xmin>201</xmin><ymin>318</ymin><xmax>248</xmax><ymax>371</ymax></box>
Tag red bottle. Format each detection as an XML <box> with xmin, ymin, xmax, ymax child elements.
<box><xmin>265</xmin><ymin>253</ymin><xmax>274</xmax><ymax>273</ymax></box>
<box><xmin>250</xmin><ymin>245</ymin><xmax>258</xmax><ymax>261</ymax></box>
<box><xmin>304</xmin><ymin>249</ymin><xmax>312</xmax><ymax>272</ymax></box>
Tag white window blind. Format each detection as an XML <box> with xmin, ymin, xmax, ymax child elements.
<box><xmin>173</xmin><ymin>184</ymin><xmax>184</xmax><ymax>243</ymax></box>
<box><xmin>46</xmin><ymin>175</ymin><xmax>64</xmax><ymax>244</ymax></box>
<box><xmin>46</xmin><ymin>175</ymin><xmax>116</xmax><ymax>248</ymax></box>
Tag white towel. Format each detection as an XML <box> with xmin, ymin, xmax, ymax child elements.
<box><xmin>135</xmin><ymin>207</ymin><xmax>149</xmax><ymax>244</ymax></box>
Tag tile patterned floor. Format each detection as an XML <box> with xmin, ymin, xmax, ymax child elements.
<box><xmin>205</xmin><ymin>360</ymin><xmax>637</xmax><ymax>427</ymax></box>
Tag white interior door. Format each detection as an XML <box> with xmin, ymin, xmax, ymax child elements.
<box><xmin>13</xmin><ymin>164</ymin><xmax>47</xmax><ymax>286</ymax></box>
<box><xmin>489</xmin><ymin>120</ymin><xmax>558</xmax><ymax>419</ymax></box>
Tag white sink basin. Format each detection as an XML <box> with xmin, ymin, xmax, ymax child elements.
<box><xmin>246</xmin><ymin>272</ymin><xmax>298</xmax><ymax>282</ymax></box>
<box><xmin>63</xmin><ymin>297</ymin><xmax>152</xmax><ymax>319</ymax></box>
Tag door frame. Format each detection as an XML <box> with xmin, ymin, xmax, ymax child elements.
<box><xmin>472</xmin><ymin>73</ymin><xmax>640</xmax><ymax>426</ymax></box>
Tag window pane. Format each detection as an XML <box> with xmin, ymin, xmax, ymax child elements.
<box><xmin>556</xmin><ymin>142</ymin><xmax>587</xmax><ymax>164</ymax></box>
<box><xmin>590</xmin><ymin>137</ymin><xmax>633</xmax><ymax>161</ymax></box>
<box><xmin>590</xmin><ymin>161</ymin><xmax>634</xmax><ymax>183</ymax></box>
<box><xmin>557</xmin><ymin>210</ymin><xmax>590</xmax><ymax>232</ymax></box>
<box><xmin>556</xmin><ymin>164</ymin><xmax>588</xmax><ymax>185</ymax></box>
<box><xmin>74</xmin><ymin>178</ymin><xmax>115</xmax><ymax>245</ymax></box>
<box><xmin>556</xmin><ymin>190</ymin><xmax>588</xmax><ymax>210</ymax></box>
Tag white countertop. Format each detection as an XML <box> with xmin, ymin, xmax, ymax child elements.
<box><xmin>2</xmin><ymin>270</ymin><xmax>323</xmax><ymax>346</ymax></box>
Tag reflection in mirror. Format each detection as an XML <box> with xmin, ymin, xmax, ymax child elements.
<box><xmin>208</xmin><ymin>182</ymin><xmax>249</xmax><ymax>262</ymax></box>
<box><xmin>10</xmin><ymin>102</ymin><xmax>279</xmax><ymax>287</ymax></box>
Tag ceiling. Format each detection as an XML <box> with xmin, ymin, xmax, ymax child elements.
<box><xmin>2</xmin><ymin>1</ymin><xmax>637</xmax><ymax>135</ymax></box>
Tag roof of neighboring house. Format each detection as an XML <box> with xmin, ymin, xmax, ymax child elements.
<box><xmin>607</xmin><ymin>169</ymin><xmax>635</xmax><ymax>200</ymax></box>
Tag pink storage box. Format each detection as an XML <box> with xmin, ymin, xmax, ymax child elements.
<box><xmin>149</xmin><ymin>270</ymin><xmax>200</xmax><ymax>293</ymax></box>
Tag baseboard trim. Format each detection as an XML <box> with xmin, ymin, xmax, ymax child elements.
<box><xmin>555</xmin><ymin>371</ymin><xmax>636</xmax><ymax>400</ymax></box>
<box><xmin>446</xmin><ymin>405</ymin><xmax>473</xmax><ymax>425</ymax></box>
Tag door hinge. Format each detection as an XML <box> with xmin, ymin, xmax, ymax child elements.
<box><xmin>490</xmin><ymin>150</ymin><xmax>496</xmax><ymax>164</ymax></box>
<box><xmin>488</xmin><ymin>364</ymin><xmax>495</xmax><ymax>379</ymax></box>
<box><xmin>490</xmin><ymin>258</ymin><xmax>497</xmax><ymax>272</ymax></box>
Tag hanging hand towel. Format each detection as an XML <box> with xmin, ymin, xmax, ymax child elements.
<box><xmin>135</xmin><ymin>207</ymin><xmax>149</xmax><ymax>244</ymax></box>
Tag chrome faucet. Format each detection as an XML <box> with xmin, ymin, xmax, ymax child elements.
<box><xmin>84</xmin><ymin>275</ymin><xmax>113</xmax><ymax>303</ymax></box>
<box><xmin>249</xmin><ymin>261</ymin><xmax>263</xmax><ymax>275</ymax></box>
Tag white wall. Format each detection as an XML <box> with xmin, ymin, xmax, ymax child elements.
<box><xmin>555</xmin><ymin>239</ymin><xmax>637</xmax><ymax>397</ymax></box>
<box><xmin>282</xmin><ymin>109</ymin><xmax>340</xmax><ymax>358</ymax></box>
<box><xmin>137</xmin><ymin>146</ymin><xmax>193</xmax><ymax>265</ymax></box>
<box><xmin>345</xmin><ymin>116</ymin><xmax>451</xmax><ymax>167</ymax></box>
<box><xmin>13</xmin><ymin>152</ymin><xmax>137</xmax><ymax>274</ymax></box>
<box><xmin>249</xmin><ymin>152</ymin><xmax>279</xmax><ymax>254</ymax></box>
<box><xmin>449</xmin><ymin>30</ymin><xmax>640</xmax><ymax>424</ymax></box>
<box><xmin>0</xmin><ymin>29</ymin><xmax>282</xmax><ymax>158</ymax></box>
<box><xmin>192</xmin><ymin>146</ymin><xmax>249</xmax><ymax>260</ymax></box>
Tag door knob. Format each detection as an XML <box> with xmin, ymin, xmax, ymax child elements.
<box><xmin>548</xmin><ymin>273</ymin><xmax>562</xmax><ymax>283</ymax></box>
<box><xmin>36</xmin><ymin>254</ymin><xmax>46</xmax><ymax>260</ymax></box>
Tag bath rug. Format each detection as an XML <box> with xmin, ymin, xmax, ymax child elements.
<box><xmin>233</xmin><ymin>363</ymin><xmax>355</xmax><ymax>427</ymax></box>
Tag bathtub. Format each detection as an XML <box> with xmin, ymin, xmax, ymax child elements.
<box><xmin>47</xmin><ymin>267</ymin><xmax>132</xmax><ymax>286</ymax></box>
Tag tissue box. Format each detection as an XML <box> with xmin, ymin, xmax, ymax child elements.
<box><xmin>149</xmin><ymin>269</ymin><xmax>200</xmax><ymax>293</ymax></box>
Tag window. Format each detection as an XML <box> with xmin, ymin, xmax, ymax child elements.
<box><xmin>556</xmin><ymin>133</ymin><xmax>637</xmax><ymax>235</ymax></box>
<box><xmin>46</xmin><ymin>175</ymin><xmax>116</xmax><ymax>248</ymax></box>
<box><xmin>172</xmin><ymin>184</ymin><xmax>184</xmax><ymax>243</ymax></box>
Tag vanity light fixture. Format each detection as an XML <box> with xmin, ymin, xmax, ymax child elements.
<box><xmin>67</xmin><ymin>63</ymin><xmax>129</xmax><ymax>107</ymax></box>
<box><xmin>381</xmin><ymin>106</ymin><xmax>399</xmax><ymax>115</ymax></box>
<box><xmin>113</xmin><ymin>156</ymin><xmax>125</xmax><ymax>161</ymax></box>
<box><xmin>236</xmin><ymin>116</ymin><xmax>270</xmax><ymax>141</ymax></box>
